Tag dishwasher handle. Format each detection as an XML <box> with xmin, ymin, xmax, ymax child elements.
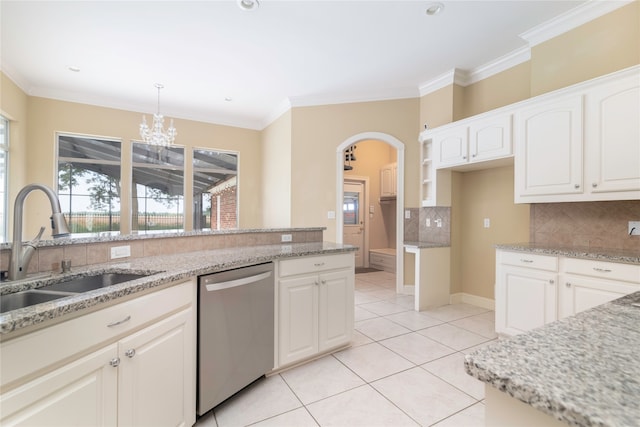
<box><xmin>203</xmin><ymin>271</ymin><xmax>272</xmax><ymax>292</ymax></box>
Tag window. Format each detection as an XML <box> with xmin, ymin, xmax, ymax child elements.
<box><xmin>132</xmin><ymin>142</ymin><xmax>184</xmax><ymax>234</ymax></box>
<box><xmin>193</xmin><ymin>149</ymin><xmax>238</xmax><ymax>230</ymax></box>
<box><xmin>0</xmin><ymin>116</ymin><xmax>8</xmax><ymax>242</ymax></box>
<box><xmin>57</xmin><ymin>134</ymin><xmax>122</xmax><ymax>237</ymax></box>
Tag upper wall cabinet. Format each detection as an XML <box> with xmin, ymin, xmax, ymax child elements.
<box><xmin>431</xmin><ymin>113</ymin><xmax>513</xmax><ymax>169</ymax></box>
<box><xmin>514</xmin><ymin>66</ymin><xmax>640</xmax><ymax>203</ymax></box>
<box><xmin>380</xmin><ymin>162</ymin><xmax>397</xmax><ymax>198</ymax></box>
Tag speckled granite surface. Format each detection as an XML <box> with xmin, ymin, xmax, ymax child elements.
<box><xmin>0</xmin><ymin>242</ymin><xmax>355</xmax><ymax>335</ymax></box>
<box><xmin>403</xmin><ymin>241</ymin><xmax>450</xmax><ymax>249</ymax></box>
<box><xmin>465</xmin><ymin>292</ymin><xmax>640</xmax><ymax>427</ymax></box>
<box><xmin>497</xmin><ymin>243</ymin><xmax>640</xmax><ymax>265</ymax></box>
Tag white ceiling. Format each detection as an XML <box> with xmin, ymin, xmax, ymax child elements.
<box><xmin>0</xmin><ymin>0</ymin><xmax>625</xmax><ymax>130</ymax></box>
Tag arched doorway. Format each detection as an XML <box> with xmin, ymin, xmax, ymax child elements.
<box><xmin>335</xmin><ymin>132</ymin><xmax>406</xmax><ymax>294</ymax></box>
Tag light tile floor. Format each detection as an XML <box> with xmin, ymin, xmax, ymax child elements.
<box><xmin>196</xmin><ymin>271</ymin><xmax>496</xmax><ymax>427</ymax></box>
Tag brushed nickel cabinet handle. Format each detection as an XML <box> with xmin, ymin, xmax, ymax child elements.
<box><xmin>593</xmin><ymin>267</ymin><xmax>612</xmax><ymax>273</ymax></box>
<box><xmin>107</xmin><ymin>315</ymin><xmax>131</xmax><ymax>328</ymax></box>
<box><xmin>520</xmin><ymin>259</ymin><xmax>534</xmax><ymax>263</ymax></box>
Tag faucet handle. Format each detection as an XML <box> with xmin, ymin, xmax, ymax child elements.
<box><xmin>29</xmin><ymin>227</ymin><xmax>45</xmax><ymax>245</ymax></box>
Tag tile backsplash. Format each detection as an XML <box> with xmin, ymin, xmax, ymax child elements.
<box><xmin>530</xmin><ymin>201</ymin><xmax>640</xmax><ymax>251</ymax></box>
<box><xmin>404</xmin><ymin>207</ymin><xmax>451</xmax><ymax>245</ymax></box>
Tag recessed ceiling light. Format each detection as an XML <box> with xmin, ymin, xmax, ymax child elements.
<box><xmin>224</xmin><ymin>97</ymin><xmax>233</xmax><ymax>102</ymax></box>
<box><xmin>426</xmin><ymin>2</ymin><xmax>444</xmax><ymax>16</ymax></box>
<box><xmin>237</xmin><ymin>0</ymin><xmax>259</xmax><ymax>11</ymax></box>
<box><xmin>68</xmin><ymin>65</ymin><xmax>81</xmax><ymax>72</ymax></box>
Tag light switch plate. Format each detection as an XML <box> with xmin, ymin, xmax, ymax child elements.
<box><xmin>281</xmin><ymin>234</ymin><xmax>292</xmax><ymax>242</ymax></box>
<box><xmin>484</xmin><ymin>218</ymin><xmax>491</xmax><ymax>228</ymax></box>
<box><xmin>327</xmin><ymin>211</ymin><xmax>336</xmax><ymax>219</ymax></box>
<box><xmin>404</xmin><ymin>210</ymin><xmax>410</xmax><ymax>219</ymax></box>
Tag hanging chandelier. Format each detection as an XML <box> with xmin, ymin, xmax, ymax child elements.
<box><xmin>139</xmin><ymin>83</ymin><xmax>177</xmax><ymax>146</ymax></box>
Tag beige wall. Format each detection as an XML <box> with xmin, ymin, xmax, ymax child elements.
<box><xmin>7</xmin><ymin>93</ymin><xmax>262</xmax><ymax>240</ymax></box>
<box><xmin>261</xmin><ymin>110</ymin><xmax>292</xmax><ymax>228</ymax></box>
<box><xmin>531</xmin><ymin>1</ymin><xmax>640</xmax><ymax>96</ymax></box>
<box><xmin>1</xmin><ymin>73</ymin><xmax>29</xmax><ymax>240</ymax></box>
<box><xmin>290</xmin><ymin>98</ymin><xmax>420</xmax><ymax>242</ymax></box>
<box><xmin>344</xmin><ymin>139</ymin><xmax>397</xmax><ymax>250</ymax></box>
<box><xmin>458</xmin><ymin>166</ymin><xmax>530</xmax><ymax>299</ymax></box>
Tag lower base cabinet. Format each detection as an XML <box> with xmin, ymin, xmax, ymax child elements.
<box><xmin>277</xmin><ymin>253</ymin><xmax>354</xmax><ymax>368</ymax></box>
<box><xmin>0</xmin><ymin>280</ymin><xmax>196</xmax><ymax>427</ymax></box>
<box><xmin>496</xmin><ymin>250</ymin><xmax>640</xmax><ymax>336</ymax></box>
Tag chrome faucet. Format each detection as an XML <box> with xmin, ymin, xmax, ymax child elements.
<box><xmin>8</xmin><ymin>184</ymin><xmax>71</xmax><ymax>280</ymax></box>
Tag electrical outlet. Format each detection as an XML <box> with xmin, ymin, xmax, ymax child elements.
<box><xmin>484</xmin><ymin>218</ymin><xmax>491</xmax><ymax>228</ymax></box>
<box><xmin>426</xmin><ymin>218</ymin><xmax>431</xmax><ymax>227</ymax></box>
<box><xmin>629</xmin><ymin>221</ymin><xmax>640</xmax><ymax>236</ymax></box>
<box><xmin>281</xmin><ymin>234</ymin><xmax>292</xmax><ymax>242</ymax></box>
<box><xmin>327</xmin><ymin>211</ymin><xmax>336</xmax><ymax>219</ymax></box>
<box><xmin>110</xmin><ymin>245</ymin><xmax>131</xmax><ymax>259</ymax></box>
<box><xmin>435</xmin><ymin>218</ymin><xmax>442</xmax><ymax>228</ymax></box>
<box><xmin>404</xmin><ymin>210</ymin><xmax>411</xmax><ymax>219</ymax></box>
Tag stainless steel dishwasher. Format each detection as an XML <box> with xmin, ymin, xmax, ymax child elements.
<box><xmin>197</xmin><ymin>262</ymin><xmax>274</xmax><ymax>415</ymax></box>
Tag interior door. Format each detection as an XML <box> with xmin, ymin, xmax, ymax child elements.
<box><xmin>343</xmin><ymin>182</ymin><xmax>365</xmax><ymax>268</ymax></box>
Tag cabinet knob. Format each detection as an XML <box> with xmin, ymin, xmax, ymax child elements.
<box><xmin>566</xmin><ymin>282</ymin><xmax>572</xmax><ymax>288</ymax></box>
<box><xmin>592</xmin><ymin>183</ymin><xmax>598</xmax><ymax>188</ymax></box>
<box><xmin>471</xmin><ymin>154</ymin><xmax>476</xmax><ymax>158</ymax></box>
<box><xmin>109</xmin><ymin>357</ymin><xmax>120</xmax><ymax>367</ymax></box>
<box><xmin>549</xmin><ymin>279</ymin><xmax>555</xmax><ymax>285</ymax></box>
<box><xmin>321</xmin><ymin>280</ymin><xmax>326</xmax><ymax>285</ymax></box>
<box><xmin>125</xmin><ymin>349</ymin><xmax>136</xmax><ymax>358</ymax></box>
<box><xmin>463</xmin><ymin>156</ymin><xmax>467</xmax><ymax>160</ymax></box>
<box><xmin>574</xmin><ymin>184</ymin><xmax>580</xmax><ymax>189</ymax></box>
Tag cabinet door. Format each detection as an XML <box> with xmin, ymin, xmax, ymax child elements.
<box><xmin>118</xmin><ymin>308</ymin><xmax>194</xmax><ymax>427</ymax></box>
<box><xmin>279</xmin><ymin>274</ymin><xmax>319</xmax><ymax>366</ymax></box>
<box><xmin>380</xmin><ymin>164</ymin><xmax>396</xmax><ymax>197</ymax></box>
<box><xmin>469</xmin><ymin>114</ymin><xmax>512</xmax><ymax>162</ymax></box>
<box><xmin>586</xmin><ymin>73</ymin><xmax>640</xmax><ymax>194</ymax></box>
<box><xmin>515</xmin><ymin>95</ymin><xmax>583</xmax><ymax>201</ymax></box>
<box><xmin>0</xmin><ymin>344</ymin><xmax>118</xmax><ymax>426</ymax></box>
<box><xmin>318</xmin><ymin>269</ymin><xmax>354</xmax><ymax>352</ymax></box>
<box><xmin>559</xmin><ymin>275</ymin><xmax>640</xmax><ymax>319</ymax></box>
<box><xmin>434</xmin><ymin>128</ymin><xmax>468</xmax><ymax>167</ymax></box>
<box><xmin>496</xmin><ymin>266</ymin><xmax>557</xmax><ymax>335</ymax></box>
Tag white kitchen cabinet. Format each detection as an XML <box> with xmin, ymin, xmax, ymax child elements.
<box><xmin>118</xmin><ymin>308</ymin><xmax>193</xmax><ymax>427</ymax></box>
<box><xmin>515</xmin><ymin>65</ymin><xmax>640</xmax><ymax>203</ymax></box>
<box><xmin>514</xmin><ymin>94</ymin><xmax>584</xmax><ymax>200</ymax></box>
<box><xmin>468</xmin><ymin>113</ymin><xmax>512</xmax><ymax>163</ymax></box>
<box><xmin>0</xmin><ymin>280</ymin><xmax>196</xmax><ymax>427</ymax></box>
<box><xmin>430</xmin><ymin>112</ymin><xmax>512</xmax><ymax>169</ymax></box>
<box><xmin>585</xmin><ymin>72</ymin><xmax>640</xmax><ymax>194</ymax></box>
<box><xmin>495</xmin><ymin>251</ymin><xmax>558</xmax><ymax>336</ymax></box>
<box><xmin>380</xmin><ymin>162</ymin><xmax>397</xmax><ymax>198</ymax></box>
<box><xmin>497</xmin><ymin>250</ymin><xmax>640</xmax><ymax>336</ymax></box>
<box><xmin>559</xmin><ymin>258</ymin><xmax>640</xmax><ymax>319</ymax></box>
<box><xmin>0</xmin><ymin>344</ymin><xmax>119</xmax><ymax>426</ymax></box>
<box><xmin>434</xmin><ymin>127</ymin><xmax>469</xmax><ymax>168</ymax></box>
<box><xmin>277</xmin><ymin>253</ymin><xmax>354</xmax><ymax>368</ymax></box>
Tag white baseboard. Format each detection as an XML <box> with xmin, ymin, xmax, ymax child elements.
<box><xmin>449</xmin><ymin>293</ymin><xmax>495</xmax><ymax>311</ymax></box>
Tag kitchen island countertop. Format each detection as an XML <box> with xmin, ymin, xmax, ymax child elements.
<box><xmin>0</xmin><ymin>241</ymin><xmax>355</xmax><ymax>336</ymax></box>
<box><xmin>464</xmin><ymin>291</ymin><xmax>640</xmax><ymax>427</ymax></box>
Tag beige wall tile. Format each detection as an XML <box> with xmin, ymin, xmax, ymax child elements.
<box><xmin>37</xmin><ymin>247</ymin><xmax>64</xmax><ymax>273</ymax></box>
<box><xmin>63</xmin><ymin>245</ymin><xmax>87</xmax><ymax>267</ymax></box>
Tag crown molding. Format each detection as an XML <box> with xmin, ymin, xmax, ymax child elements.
<box><xmin>463</xmin><ymin>46</ymin><xmax>531</xmax><ymax>86</ymax></box>
<box><xmin>520</xmin><ymin>0</ymin><xmax>634</xmax><ymax>47</ymax></box>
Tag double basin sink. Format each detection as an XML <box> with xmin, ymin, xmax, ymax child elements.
<box><xmin>0</xmin><ymin>273</ymin><xmax>149</xmax><ymax>314</ymax></box>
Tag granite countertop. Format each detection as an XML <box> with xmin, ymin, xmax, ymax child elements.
<box><xmin>496</xmin><ymin>243</ymin><xmax>640</xmax><ymax>265</ymax></box>
<box><xmin>403</xmin><ymin>241</ymin><xmax>450</xmax><ymax>249</ymax></box>
<box><xmin>464</xmin><ymin>292</ymin><xmax>640</xmax><ymax>427</ymax></box>
<box><xmin>0</xmin><ymin>242</ymin><xmax>355</xmax><ymax>336</ymax></box>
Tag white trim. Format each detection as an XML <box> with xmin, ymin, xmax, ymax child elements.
<box><xmin>449</xmin><ymin>292</ymin><xmax>495</xmax><ymax>311</ymax></box>
<box><xmin>262</xmin><ymin>98</ymin><xmax>292</xmax><ymax>129</ymax></box>
<box><xmin>519</xmin><ymin>0</ymin><xmax>634</xmax><ymax>47</ymax></box>
<box><xmin>418</xmin><ymin>69</ymin><xmax>457</xmax><ymax>97</ymax></box>
<box><xmin>289</xmin><ymin>87</ymin><xmax>418</xmax><ymax>109</ymax></box>
<box><xmin>336</xmin><ymin>132</ymin><xmax>405</xmax><ymax>295</ymax></box>
<box><xmin>464</xmin><ymin>47</ymin><xmax>532</xmax><ymax>86</ymax></box>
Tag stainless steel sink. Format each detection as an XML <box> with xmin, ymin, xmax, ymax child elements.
<box><xmin>0</xmin><ymin>272</ymin><xmax>149</xmax><ymax>313</ymax></box>
<box><xmin>42</xmin><ymin>273</ymin><xmax>148</xmax><ymax>293</ymax></box>
<box><xmin>0</xmin><ymin>290</ymin><xmax>73</xmax><ymax>313</ymax></box>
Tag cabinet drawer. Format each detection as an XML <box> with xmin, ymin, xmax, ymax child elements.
<box><xmin>279</xmin><ymin>254</ymin><xmax>354</xmax><ymax>277</ymax></box>
<box><xmin>563</xmin><ymin>258</ymin><xmax>640</xmax><ymax>284</ymax></box>
<box><xmin>499</xmin><ymin>251</ymin><xmax>558</xmax><ymax>272</ymax></box>
<box><xmin>1</xmin><ymin>279</ymin><xmax>194</xmax><ymax>388</ymax></box>
<box><xmin>369</xmin><ymin>252</ymin><xmax>395</xmax><ymax>272</ymax></box>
